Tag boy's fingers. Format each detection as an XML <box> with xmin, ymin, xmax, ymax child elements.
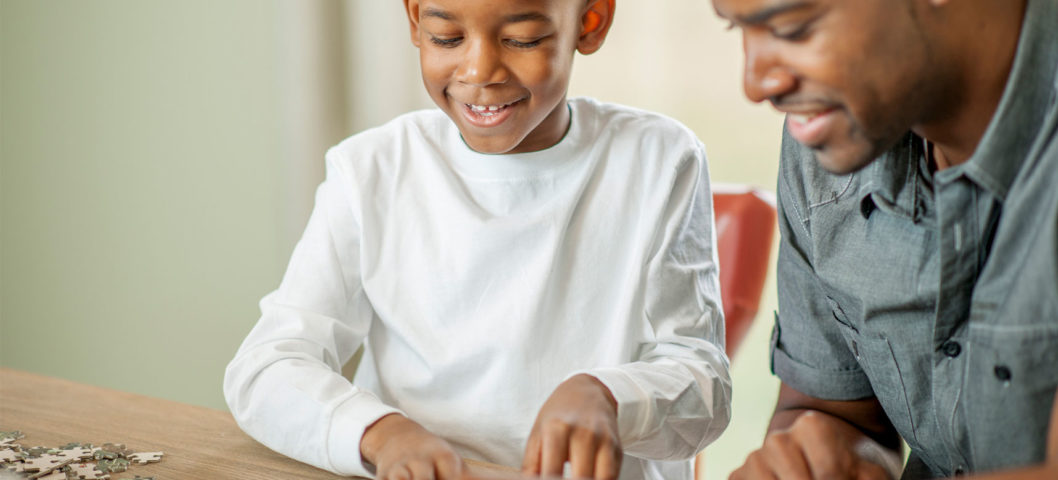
<box><xmin>540</xmin><ymin>422</ymin><xmax>571</xmax><ymax>476</ymax></box>
<box><xmin>407</xmin><ymin>461</ymin><xmax>435</xmax><ymax>480</ymax></box>
<box><xmin>594</xmin><ymin>442</ymin><xmax>620</xmax><ymax>480</ymax></box>
<box><xmin>433</xmin><ymin>455</ymin><xmax>462</xmax><ymax>480</ymax></box>
<box><xmin>521</xmin><ymin>430</ymin><xmax>542</xmax><ymax>474</ymax></box>
<box><xmin>568</xmin><ymin>427</ymin><xmax>598</xmax><ymax>479</ymax></box>
<box><xmin>389</xmin><ymin>465</ymin><xmax>413</xmax><ymax>480</ymax></box>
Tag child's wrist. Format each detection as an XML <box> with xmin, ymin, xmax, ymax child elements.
<box><xmin>360</xmin><ymin>413</ymin><xmax>411</xmax><ymax>465</ymax></box>
<box><xmin>571</xmin><ymin>373</ymin><xmax>618</xmax><ymax>412</ymax></box>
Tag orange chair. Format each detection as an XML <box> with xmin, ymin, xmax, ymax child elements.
<box><xmin>695</xmin><ymin>185</ymin><xmax>777</xmax><ymax>479</ymax></box>
<box><xmin>712</xmin><ymin>185</ymin><xmax>777</xmax><ymax>358</ymax></box>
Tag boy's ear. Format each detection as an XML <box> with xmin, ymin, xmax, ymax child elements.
<box><xmin>404</xmin><ymin>0</ymin><xmax>422</xmax><ymax>48</ymax></box>
<box><xmin>576</xmin><ymin>0</ymin><xmax>616</xmax><ymax>55</ymax></box>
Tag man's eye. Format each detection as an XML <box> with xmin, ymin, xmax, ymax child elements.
<box><xmin>429</xmin><ymin>35</ymin><xmax>462</xmax><ymax>47</ymax></box>
<box><xmin>772</xmin><ymin>24</ymin><xmax>811</xmax><ymax>41</ymax></box>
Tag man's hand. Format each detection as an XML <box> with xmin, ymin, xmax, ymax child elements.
<box><xmin>522</xmin><ymin>374</ymin><xmax>622</xmax><ymax>480</ymax></box>
<box><xmin>361</xmin><ymin>413</ymin><xmax>466</xmax><ymax>480</ymax></box>
<box><xmin>730</xmin><ymin>410</ymin><xmax>900</xmax><ymax>480</ymax></box>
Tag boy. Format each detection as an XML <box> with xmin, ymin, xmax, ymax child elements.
<box><xmin>224</xmin><ymin>1</ymin><xmax>731</xmax><ymax>479</ymax></box>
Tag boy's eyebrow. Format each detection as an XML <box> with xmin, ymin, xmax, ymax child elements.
<box><xmin>732</xmin><ymin>1</ymin><xmax>813</xmax><ymax>25</ymax></box>
<box><xmin>503</xmin><ymin>12</ymin><xmax>553</xmax><ymax>24</ymax></box>
<box><xmin>422</xmin><ymin>7</ymin><xmax>454</xmax><ymax>21</ymax></box>
<box><xmin>419</xmin><ymin>8</ymin><xmax>551</xmax><ymax>25</ymax></box>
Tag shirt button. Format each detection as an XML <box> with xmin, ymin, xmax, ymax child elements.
<box><xmin>954</xmin><ymin>466</ymin><xmax>966</xmax><ymax>476</ymax></box>
<box><xmin>994</xmin><ymin>365</ymin><xmax>1012</xmax><ymax>381</ymax></box>
<box><xmin>942</xmin><ymin>340</ymin><xmax>961</xmax><ymax>358</ymax></box>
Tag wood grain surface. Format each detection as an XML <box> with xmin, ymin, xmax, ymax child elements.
<box><xmin>0</xmin><ymin>368</ymin><xmax>530</xmax><ymax>479</ymax></box>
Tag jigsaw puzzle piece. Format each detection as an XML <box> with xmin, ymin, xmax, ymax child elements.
<box><xmin>126</xmin><ymin>452</ymin><xmax>163</xmax><ymax>465</ymax></box>
<box><xmin>0</xmin><ymin>431</ymin><xmax>23</xmax><ymax>442</ymax></box>
<box><xmin>97</xmin><ymin>458</ymin><xmax>130</xmax><ymax>473</ymax></box>
<box><xmin>0</xmin><ymin>448</ymin><xmax>20</xmax><ymax>464</ymax></box>
<box><xmin>66</xmin><ymin>462</ymin><xmax>110</xmax><ymax>480</ymax></box>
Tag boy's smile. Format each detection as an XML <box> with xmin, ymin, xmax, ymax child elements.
<box><xmin>404</xmin><ymin>0</ymin><xmax>613</xmax><ymax>154</ymax></box>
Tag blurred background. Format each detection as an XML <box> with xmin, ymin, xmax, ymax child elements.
<box><xmin>1</xmin><ymin>1</ymin><xmax>783</xmax><ymax>478</ymax></box>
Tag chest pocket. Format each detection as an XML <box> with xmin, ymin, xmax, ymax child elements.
<box><xmin>827</xmin><ymin>297</ymin><xmax>920</xmax><ymax>446</ymax></box>
<box><xmin>963</xmin><ymin>323</ymin><xmax>1058</xmax><ymax>471</ymax></box>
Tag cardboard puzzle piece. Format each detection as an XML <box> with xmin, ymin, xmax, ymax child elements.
<box><xmin>0</xmin><ymin>431</ymin><xmax>24</xmax><ymax>447</ymax></box>
<box><xmin>33</xmin><ymin>470</ymin><xmax>68</xmax><ymax>480</ymax></box>
<box><xmin>100</xmin><ymin>444</ymin><xmax>130</xmax><ymax>457</ymax></box>
<box><xmin>66</xmin><ymin>462</ymin><xmax>110</xmax><ymax>479</ymax></box>
<box><xmin>0</xmin><ymin>448</ymin><xmax>19</xmax><ymax>463</ymax></box>
<box><xmin>97</xmin><ymin>458</ymin><xmax>130</xmax><ymax>473</ymax></box>
<box><xmin>26</xmin><ymin>458</ymin><xmax>76</xmax><ymax>480</ymax></box>
<box><xmin>0</xmin><ymin>431</ymin><xmax>161</xmax><ymax>480</ymax></box>
<box><xmin>22</xmin><ymin>447</ymin><xmax>50</xmax><ymax>457</ymax></box>
<box><xmin>4</xmin><ymin>460</ymin><xmax>27</xmax><ymax>473</ymax></box>
<box><xmin>21</xmin><ymin>453</ymin><xmax>67</xmax><ymax>473</ymax></box>
<box><xmin>126</xmin><ymin>452</ymin><xmax>163</xmax><ymax>465</ymax></box>
<box><xmin>57</xmin><ymin>446</ymin><xmax>96</xmax><ymax>462</ymax></box>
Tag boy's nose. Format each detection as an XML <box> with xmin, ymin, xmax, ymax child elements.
<box><xmin>742</xmin><ymin>34</ymin><xmax>796</xmax><ymax>104</ymax></box>
<box><xmin>456</xmin><ymin>40</ymin><xmax>509</xmax><ymax>86</ymax></box>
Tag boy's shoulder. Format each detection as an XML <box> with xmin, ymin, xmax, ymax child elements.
<box><xmin>329</xmin><ymin>108</ymin><xmax>452</xmax><ymax>159</ymax></box>
<box><xmin>570</xmin><ymin>97</ymin><xmax>703</xmax><ymax>152</ymax></box>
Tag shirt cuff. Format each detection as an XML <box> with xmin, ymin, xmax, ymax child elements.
<box><xmin>327</xmin><ymin>392</ymin><xmax>405</xmax><ymax>477</ymax></box>
<box><xmin>771</xmin><ymin>342</ymin><xmax>875</xmax><ymax>401</ymax></box>
<box><xmin>568</xmin><ymin>367</ymin><xmax>649</xmax><ymax>443</ymax></box>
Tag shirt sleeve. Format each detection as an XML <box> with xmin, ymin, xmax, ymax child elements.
<box><xmin>574</xmin><ymin>142</ymin><xmax>732</xmax><ymax>461</ymax></box>
<box><xmin>223</xmin><ymin>150</ymin><xmax>402</xmax><ymax>478</ymax></box>
<box><xmin>771</xmin><ymin>127</ymin><xmax>874</xmax><ymax>400</ymax></box>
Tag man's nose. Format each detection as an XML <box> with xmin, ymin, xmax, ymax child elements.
<box><xmin>742</xmin><ymin>34</ymin><xmax>796</xmax><ymax>104</ymax></box>
<box><xmin>456</xmin><ymin>40</ymin><xmax>509</xmax><ymax>86</ymax></box>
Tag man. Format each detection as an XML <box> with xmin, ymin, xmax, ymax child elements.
<box><xmin>713</xmin><ymin>0</ymin><xmax>1058</xmax><ymax>478</ymax></box>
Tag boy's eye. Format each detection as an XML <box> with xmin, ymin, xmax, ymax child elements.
<box><xmin>429</xmin><ymin>35</ymin><xmax>463</xmax><ymax>47</ymax></box>
<box><xmin>505</xmin><ymin>38</ymin><xmax>543</xmax><ymax>48</ymax></box>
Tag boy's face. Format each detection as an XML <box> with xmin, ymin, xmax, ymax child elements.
<box><xmin>405</xmin><ymin>0</ymin><xmax>605</xmax><ymax>154</ymax></box>
<box><xmin>714</xmin><ymin>0</ymin><xmax>946</xmax><ymax>174</ymax></box>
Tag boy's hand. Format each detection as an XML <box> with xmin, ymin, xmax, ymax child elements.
<box><xmin>361</xmin><ymin>413</ymin><xmax>466</xmax><ymax>480</ymax></box>
<box><xmin>522</xmin><ymin>374</ymin><xmax>622</xmax><ymax>480</ymax></box>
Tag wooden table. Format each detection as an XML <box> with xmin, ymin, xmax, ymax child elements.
<box><xmin>0</xmin><ymin>368</ymin><xmax>526</xmax><ymax>479</ymax></box>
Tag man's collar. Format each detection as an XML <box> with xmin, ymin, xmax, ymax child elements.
<box><xmin>857</xmin><ymin>0</ymin><xmax>1058</xmax><ymax>214</ymax></box>
<box><xmin>856</xmin><ymin>133</ymin><xmax>928</xmax><ymax>222</ymax></box>
<box><xmin>958</xmin><ymin>0</ymin><xmax>1058</xmax><ymax>200</ymax></box>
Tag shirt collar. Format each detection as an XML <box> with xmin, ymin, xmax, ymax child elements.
<box><xmin>856</xmin><ymin>134</ymin><xmax>929</xmax><ymax>222</ymax></box>
<box><xmin>947</xmin><ymin>0</ymin><xmax>1058</xmax><ymax>200</ymax></box>
<box><xmin>858</xmin><ymin>0</ymin><xmax>1058</xmax><ymax>213</ymax></box>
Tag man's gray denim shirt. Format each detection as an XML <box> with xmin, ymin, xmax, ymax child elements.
<box><xmin>771</xmin><ymin>0</ymin><xmax>1058</xmax><ymax>477</ymax></box>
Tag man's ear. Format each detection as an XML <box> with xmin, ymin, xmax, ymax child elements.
<box><xmin>404</xmin><ymin>0</ymin><xmax>422</xmax><ymax>48</ymax></box>
<box><xmin>576</xmin><ymin>0</ymin><xmax>615</xmax><ymax>55</ymax></box>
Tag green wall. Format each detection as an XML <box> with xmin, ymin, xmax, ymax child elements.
<box><xmin>1</xmin><ymin>0</ymin><xmax>293</xmax><ymax>409</ymax></box>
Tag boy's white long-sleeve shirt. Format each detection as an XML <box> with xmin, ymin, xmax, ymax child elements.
<box><xmin>224</xmin><ymin>98</ymin><xmax>731</xmax><ymax>480</ymax></box>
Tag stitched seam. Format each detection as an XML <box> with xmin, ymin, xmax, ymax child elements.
<box><xmin>808</xmin><ymin>175</ymin><xmax>855</xmax><ymax>209</ymax></box>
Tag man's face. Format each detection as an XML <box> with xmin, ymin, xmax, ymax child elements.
<box><xmin>714</xmin><ymin>0</ymin><xmax>939</xmax><ymax>173</ymax></box>
<box><xmin>405</xmin><ymin>0</ymin><xmax>584</xmax><ymax>154</ymax></box>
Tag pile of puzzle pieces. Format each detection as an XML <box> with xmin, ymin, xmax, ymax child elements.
<box><xmin>1</xmin><ymin>430</ymin><xmax>163</xmax><ymax>480</ymax></box>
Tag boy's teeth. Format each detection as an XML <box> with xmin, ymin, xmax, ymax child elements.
<box><xmin>470</xmin><ymin>103</ymin><xmax>509</xmax><ymax>112</ymax></box>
